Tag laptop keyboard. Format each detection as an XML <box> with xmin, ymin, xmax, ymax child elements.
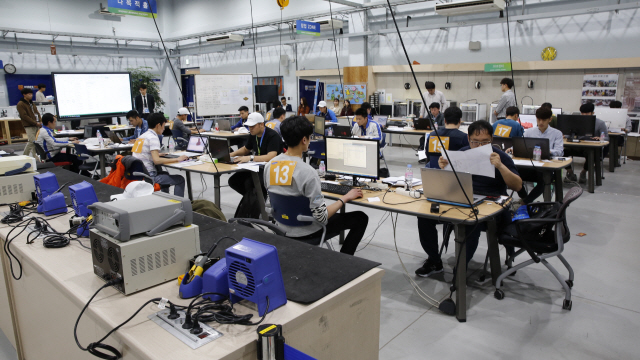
<box><xmin>321</xmin><ymin>182</ymin><xmax>352</xmax><ymax>195</ymax></box>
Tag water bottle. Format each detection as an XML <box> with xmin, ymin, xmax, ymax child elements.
<box><xmin>169</xmin><ymin>138</ymin><xmax>175</xmax><ymax>153</ymax></box>
<box><xmin>97</xmin><ymin>131</ymin><xmax>104</xmax><ymax>149</ymax></box>
<box><xmin>319</xmin><ymin>161</ymin><xmax>326</xmax><ymax>177</ymax></box>
<box><xmin>404</xmin><ymin>164</ymin><xmax>414</xmax><ymax>189</ymax></box>
<box><xmin>61</xmin><ymin>124</ymin><xmax>65</xmax><ymax>131</ymax></box>
<box><xmin>434</xmin><ymin>122</ymin><xmax>438</xmax><ymax>130</ymax></box>
<box><xmin>600</xmin><ymin>131</ymin><xmax>606</xmax><ymax>143</ymax></box>
<box><xmin>215</xmin><ymin>122</ymin><xmax>219</xmax><ymax>132</ymax></box>
<box><xmin>327</xmin><ymin>127</ymin><xmax>333</xmax><ymax>137</ymax></box>
<box><xmin>533</xmin><ymin>146</ymin><xmax>541</xmax><ymax>161</ymax></box>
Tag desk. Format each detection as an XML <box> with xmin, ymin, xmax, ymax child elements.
<box><xmin>54</xmin><ymin>130</ymin><xmax>84</xmax><ymax>138</ymax></box>
<box><xmin>0</xmin><ymin>118</ymin><xmax>26</xmax><ymax>145</ymax></box>
<box><xmin>201</xmin><ymin>131</ymin><xmax>250</xmax><ymax>139</ymax></box>
<box><xmin>73</xmin><ymin>144</ymin><xmax>133</xmax><ymax>178</ymax></box>
<box><xmin>513</xmin><ymin>157</ymin><xmax>573</xmax><ymax>202</ymax></box>
<box><xmin>563</xmin><ymin>139</ymin><xmax>608</xmax><ymax>193</ymax></box>
<box><xmin>323</xmin><ymin>187</ymin><xmax>508</xmax><ymax>322</ymax></box>
<box><xmin>163</xmin><ymin>162</ymin><xmax>269</xmax><ymax>220</ymax></box>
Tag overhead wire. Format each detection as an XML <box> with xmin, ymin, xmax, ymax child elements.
<box><xmin>327</xmin><ymin>0</ymin><xmax>346</xmax><ymax>102</ymax></box>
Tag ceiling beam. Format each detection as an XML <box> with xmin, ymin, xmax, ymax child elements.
<box><xmin>323</xmin><ymin>0</ymin><xmax>363</xmax><ymax>8</ymax></box>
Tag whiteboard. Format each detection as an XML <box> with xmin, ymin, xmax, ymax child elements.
<box><xmin>195</xmin><ymin>74</ymin><xmax>254</xmax><ymax>116</ymax></box>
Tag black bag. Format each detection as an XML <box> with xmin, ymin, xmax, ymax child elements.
<box><xmin>379</xmin><ymin>167</ymin><xmax>390</xmax><ymax>178</ymax></box>
<box><xmin>515</xmin><ymin>204</ymin><xmax>560</xmax><ymax>243</ymax></box>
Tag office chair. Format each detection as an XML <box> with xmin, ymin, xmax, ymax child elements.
<box><xmin>123</xmin><ymin>157</ymin><xmax>170</xmax><ymax>192</ymax></box>
<box><xmin>307</xmin><ymin>140</ymin><xmax>326</xmax><ymax>161</ymax></box>
<box><xmin>73</xmin><ymin>144</ymin><xmax>101</xmax><ymax>178</ymax></box>
<box><xmin>171</xmin><ymin>129</ymin><xmax>188</xmax><ymax>150</ymax></box>
<box><xmin>494</xmin><ymin>186</ymin><xmax>583</xmax><ymax>311</ymax></box>
<box><xmin>268</xmin><ymin>192</ymin><xmax>331</xmax><ymax>250</ymax></box>
<box><xmin>33</xmin><ymin>143</ymin><xmax>72</xmax><ymax>168</ymax></box>
<box><xmin>228</xmin><ymin>218</ymin><xmax>286</xmax><ymax>236</ymax></box>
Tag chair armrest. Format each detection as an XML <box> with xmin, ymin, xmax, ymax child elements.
<box><xmin>513</xmin><ymin>218</ymin><xmax>562</xmax><ymax>225</ymax></box>
<box><xmin>297</xmin><ymin>215</ymin><xmax>328</xmax><ymax>248</ymax></box>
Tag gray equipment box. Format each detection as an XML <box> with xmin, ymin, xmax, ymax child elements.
<box><xmin>88</xmin><ymin>192</ymin><xmax>192</xmax><ymax>241</ymax></box>
<box><xmin>90</xmin><ymin>225</ymin><xmax>200</xmax><ymax>295</ymax></box>
<box><xmin>0</xmin><ymin>172</ymin><xmax>36</xmax><ymax>204</ymax></box>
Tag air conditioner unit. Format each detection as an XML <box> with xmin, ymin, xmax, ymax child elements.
<box><xmin>435</xmin><ymin>0</ymin><xmax>505</xmax><ymax>16</ymax></box>
<box><xmin>294</xmin><ymin>19</ymin><xmax>344</xmax><ymax>32</ymax></box>
<box><xmin>206</xmin><ymin>34</ymin><xmax>244</xmax><ymax>44</ymax></box>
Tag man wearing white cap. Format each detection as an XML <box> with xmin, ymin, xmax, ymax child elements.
<box><xmin>316</xmin><ymin>100</ymin><xmax>338</xmax><ymax>123</ymax></box>
<box><xmin>228</xmin><ymin>112</ymin><xmax>284</xmax><ymax>218</ymax></box>
<box><xmin>172</xmin><ymin>108</ymin><xmax>199</xmax><ymax>149</ymax></box>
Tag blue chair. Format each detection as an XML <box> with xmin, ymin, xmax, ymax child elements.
<box><xmin>73</xmin><ymin>144</ymin><xmax>100</xmax><ymax>178</ymax></box>
<box><xmin>268</xmin><ymin>192</ymin><xmax>330</xmax><ymax>249</ymax></box>
<box><xmin>307</xmin><ymin>140</ymin><xmax>326</xmax><ymax>161</ymax></box>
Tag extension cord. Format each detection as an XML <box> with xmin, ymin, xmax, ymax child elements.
<box><xmin>394</xmin><ymin>188</ymin><xmax>422</xmax><ymax>199</ymax></box>
<box><xmin>366</xmin><ymin>182</ymin><xmax>389</xmax><ymax>190</ymax></box>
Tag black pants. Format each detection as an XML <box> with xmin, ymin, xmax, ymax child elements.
<box><xmin>294</xmin><ymin>211</ymin><xmax>369</xmax><ymax>255</ymax></box>
<box><xmin>418</xmin><ymin>135</ymin><xmax>426</xmax><ymax>151</ymax></box>
<box><xmin>50</xmin><ymin>152</ymin><xmax>83</xmax><ymax>173</ymax></box>
<box><xmin>518</xmin><ymin>168</ymin><xmax>546</xmax><ymax>204</ymax></box>
<box><xmin>229</xmin><ymin>170</ymin><xmax>266</xmax><ymax>219</ymax></box>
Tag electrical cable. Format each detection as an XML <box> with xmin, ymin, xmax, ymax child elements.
<box><xmin>356</xmin><ymin>211</ymin><xmax>391</xmax><ymax>252</ymax></box>
<box><xmin>505</xmin><ymin>1</ymin><xmax>517</xmax><ymax>107</ymax></box>
<box><xmin>249</xmin><ymin>0</ymin><xmax>259</xmax><ymax>80</ymax></box>
<box><xmin>327</xmin><ymin>0</ymin><xmax>346</xmax><ymax>102</ymax></box>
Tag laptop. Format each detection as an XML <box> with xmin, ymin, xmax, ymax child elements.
<box><xmin>512</xmin><ymin>137</ymin><xmax>551</xmax><ymax>160</ymax></box>
<box><xmin>217</xmin><ymin>119</ymin><xmax>232</xmax><ymax>132</ymax></box>
<box><xmin>491</xmin><ymin>137</ymin><xmax>514</xmax><ymax>152</ymax></box>
<box><xmin>413</xmin><ymin>118</ymin><xmax>433</xmax><ymax>131</ymax></box>
<box><xmin>108</xmin><ymin>132</ymin><xmax>123</xmax><ymax>144</ymax></box>
<box><xmin>163</xmin><ymin>136</ymin><xmax>208</xmax><ymax>158</ymax></box>
<box><xmin>305</xmin><ymin>114</ymin><xmax>316</xmax><ymax>123</ymax></box>
<box><xmin>334</xmin><ymin>125</ymin><xmax>352</xmax><ymax>137</ymax></box>
<box><xmin>373</xmin><ymin>115</ymin><xmax>388</xmax><ymax>128</ymax></box>
<box><xmin>201</xmin><ymin>119</ymin><xmax>214</xmax><ymax>132</ymax></box>
<box><xmin>208</xmin><ymin>138</ymin><xmax>235</xmax><ymax>164</ymax></box>
<box><xmin>420</xmin><ymin>168</ymin><xmax>485</xmax><ymax>208</ymax></box>
<box><xmin>337</xmin><ymin>117</ymin><xmax>352</xmax><ymax>126</ymax></box>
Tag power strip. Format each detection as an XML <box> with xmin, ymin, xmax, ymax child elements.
<box><xmin>148</xmin><ymin>309</ymin><xmax>223</xmax><ymax>350</ymax></box>
<box><xmin>366</xmin><ymin>182</ymin><xmax>389</xmax><ymax>190</ymax></box>
<box><xmin>394</xmin><ymin>188</ymin><xmax>422</xmax><ymax>199</ymax></box>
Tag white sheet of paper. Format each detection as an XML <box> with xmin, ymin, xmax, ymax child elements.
<box><xmin>513</xmin><ymin>159</ymin><xmax>545</xmax><ymax>166</ymax></box>
<box><xmin>418</xmin><ymin>150</ymin><xmax>427</xmax><ymax>161</ymax></box>
<box><xmin>172</xmin><ymin>161</ymin><xmax>204</xmax><ymax>168</ymax></box>
<box><xmin>368</xmin><ymin>197</ymin><xmax>381</xmax><ymax>203</ymax></box>
<box><xmin>444</xmin><ymin>144</ymin><xmax>495</xmax><ymax>178</ymax></box>
<box><xmin>0</xmin><ymin>151</ymin><xmax>7</xmax><ymax>155</ymax></box>
<box><xmin>236</xmin><ymin>163</ymin><xmax>261</xmax><ymax>172</ymax></box>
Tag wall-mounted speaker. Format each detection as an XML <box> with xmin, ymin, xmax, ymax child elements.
<box><xmin>404</xmin><ymin>83</ymin><xmax>411</xmax><ymax>90</ymax></box>
<box><xmin>475</xmin><ymin>81</ymin><xmax>481</xmax><ymax>89</ymax></box>
<box><xmin>527</xmin><ymin>80</ymin><xmax>534</xmax><ymax>89</ymax></box>
<box><xmin>444</xmin><ymin>82</ymin><xmax>452</xmax><ymax>90</ymax></box>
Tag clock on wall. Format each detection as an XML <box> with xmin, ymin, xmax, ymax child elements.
<box><xmin>541</xmin><ymin>46</ymin><xmax>557</xmax><ymax>61</ymax></box>
<box><xmin>3</xmin><ymin>63</ymin><xmax>16</xmax><ymax>74</ymax></box>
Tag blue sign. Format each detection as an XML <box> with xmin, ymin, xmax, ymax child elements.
<box><xmin>296</xmin><ymin>20</ymin><xmax>320</xmax><ymax>36</ymax></box>
<box><xmin>5</xmin><ymin>74</ymin><xmax>54</xmax><ymax>106</ymax></box>
<box><xmin>108</xmin><ymin>0</ymin><xmax>157</xmax><ymax>18</ymax></box>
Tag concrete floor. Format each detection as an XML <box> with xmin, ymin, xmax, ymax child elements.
<box><xmin>2</xmin><ymin>143</ymin><xmax>639</xmax><ymax>359</ymax></box>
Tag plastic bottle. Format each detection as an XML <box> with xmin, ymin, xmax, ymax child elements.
<box><xmin>404</xmin><ymin>164</ymin><xmax>413</xmax><ymax>189</ymax></box>
<box><xmin>319</xmin><ymin>161</ymin><xmax>326</xmax><ymax>177</ymax></box>
<box><xmin>169</xmin><ymin>138</ymin><xmax>175</xmax><ymax>153</ymax></box>
<box><xmin>215</xmin><ymin>122</ymin><xmax>219</xmax><ymax>132</ymax></box>
<box><xmin>533</xmin><ymin>146</ymin><xmax>541</xmax><ymax>161</ymax></box>
<box><xmin>97</xmin><ymin>131</ymin><xmax>104</xmax><ymax>149</ymax></box>
<box><xmin>61</xmin><ymin>124</ymin><xmax>65</xmax><ymax>131</ymax></box>
<box><xmin>600</xmin><ymin>131</ymin><xmax>606</xmax><ymax>143</ymax></box>
<box><xmin>327</xmin><ymin>127</ymin><xmax>333</xmax><ymax>137</ymax></box>
<box><xmin>434</xmin><ymin>122</ymin><xmax>438</xmax><ymax>130</ymax></box>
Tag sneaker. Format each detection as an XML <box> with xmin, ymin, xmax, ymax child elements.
<box><xmin>578</xmin><ymin>172</ymin><xmax>587</xmax><ymax>184</ymax></box>
<box><xmin>564</xmin><ymin>173</ymin><xmax>577</xmax><ymax>183</ymax></box>
<box><xmin>415</xmin><ymin>258</ymin><xmax>444</xmax><ymax>277</ymax></box>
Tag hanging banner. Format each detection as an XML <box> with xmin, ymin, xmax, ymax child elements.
<box><xmin>296</xmin><ymin>20</ymin><xmax>320</xmax><ymax>36</ymax></box>
<box><xmin>313</xmin><ymin>79</ymin><xmax>320</xmax><ymax>113</ymax></box>
<box><xmin>108</xmin><ymin>0</ymin><xmax>158</xmax><ymax>18</ymax></box>
<box><xmin>581</xmin><ymin>74</ymin><xmax>618</xmax><ymax>107</ymax></box>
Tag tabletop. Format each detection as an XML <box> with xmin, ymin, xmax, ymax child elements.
<box><xmin>163</xmin><ymin>161</ymin><xmax>245</xmax><ymax>175</ymax></box>
<box><xmin>200</xmin><ymin>131</ymin><xmax>251</xmax><ymax>138</ymax></box>
<box><xmin>563</xmin><ymin>139</ymin><xmax>609</xmax><ymax>147</ymax></box>
<box><xmin>383</xmin><ymin>127</ymin><xmax>430</xmax><ymax>135</ymax></box>
<box><xmin>511</xmin><ymin>157</ymin><xmax>573</xmax><ymax>169</ymax></box>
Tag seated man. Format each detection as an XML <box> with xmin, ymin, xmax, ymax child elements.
<box><xmin>518</xmin><ymin>107</ymin><xmax>564</xmax><ymax>203</ymax></box>
<box><xmin>424</xmin><ymin>106</ymin><xmax>469</xmax><ymax>169</ymax></box>
<box><xmin>123</xmin><ymin>110</ymin><xmax>149</xmax><ymax>143</ymax></box>
<box><xmin>351</xmin><ymin>108</ymin><xmax>382</xmax><ymax>142</ymax></box>
<box><xmin>231</xmin><ymin>106</ymin><xmax>250</xmax><ymax>131</ymax></box>
<box><xmin>492</xmin><ymin>106</ymin><xmax>524</xmax><ymax>138</ymax></box>
<box><xmin>316</xmin><ymin>101</ymin><xmax>338</xmax><ymax>123</ymax></box>
<box><xmin>540</xmin><ymin>102</ymin><xmax>558</xmax><ymax>128</ymax></box>
<box><xmin>229</xmin><ymin>112</ymin><xmax>283</xmax><ymax>218</ymax></box>
<box><xmin>266</xmin><ymin>100</ymin><xmax>282</xmax><ymax>122</ymax></box>
<box><xmin>265</xmin><ymin>116</ymin><xmax>368</xmax><ymax>255</ymax></box>
<box><xmin>417</xmin><ymin>102</ymin><xmax>445</xmax><ymax>152</ymax></box>
<box><xmin>132</xmin><ymin>113</ymin><xmax>187</xmax><ymax>197</ymax></box>
<box><xmin>172</xmin><ymin>108</ymin><xmax>199</xmax><ymax>148</ymax></box>
<box><xmin>35</xmin><ymin>113</ymin><xmax>83</xmax><ymax>172</ymax></box>
<box><xmin>564</xmin><ymin>102</ymin><xmax>609</xmax><ymax>184</ymax></box>
<box><xmin>415</xmin><ymin>120</ymin><xmax>522</xmax><ymax>277</ymax></box>
<box><xmin>265</xmin><ymin>107</ymin><xmax>287</xmax><ymax>137</ymax></box>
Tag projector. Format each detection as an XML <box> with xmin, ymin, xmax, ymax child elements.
<box><xmin>88</xmin><ymin>192</ymin><xmax>192</xmax><ymax>241</ymax></box>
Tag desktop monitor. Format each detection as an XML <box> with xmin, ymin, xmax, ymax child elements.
<box><xmin>594</xmin><ymin>108</ymin><xmax>628</xmax><ymax>131</ymax></box>
<box><xmin>202</xmin><ymin>119</ymin><xmax>214</xmax><ymax>132</ymax></box>
<box><xmin>84</xmin><ymin>124</ymin><xmax>109</xmax><ymax>138</ymax></box>
<box><xmin>551</xmin><ymin>108</ymin><xmax>562</xmax><ymax>117</ymax></box>
<box><xmin>373</xmin><ymin>115</ymin><xmax>388</xmax><ymax>127</ymax></box>
<box><xmin>379</xmin><ymin>105</ymin><xmax>393</xmax><ymax>117</ymax></box>
<box><xmin>557</xmin><ymin>115</ymin><xmax>596</xmax><ymax>138</ymax></box>
<box><xmin>325</xmin><ymin>137</ymin><xmax>380</xmax><ymax>184</ymax></box>
<box><xmin>314</xmin><ymin>116</ymin><xmax>325</xmax><ymax>135</ymax></box>
<box><xmin>518</xmin><ymin>115</ymin><xmax>537</xmax><ymax>130</ymax></box>
<box><xmin>186</xmin><ymin>136</ymin><xmax>208</xmax><ymax>153</ymax></box>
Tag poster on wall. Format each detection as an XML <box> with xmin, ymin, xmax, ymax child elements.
<box><xmin>622</xmin><ymin>74</ymin><xmax>640</xmax><ymax>112</ymax></box>
<box><xmin>326</xmin><ymin>84</ymin><xmax>344</xmax><ymax>101</ymax></box>
<box><xmin>328</xmin><ymin>84</ymin><xmax>367</xmax><ymax>105</ymax></box>
<box><xmin>581</xmin><ymin>74</ymin><xmax>618</xmax><ymax>107</ymax></box>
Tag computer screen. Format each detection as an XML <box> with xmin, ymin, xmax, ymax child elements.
<box><xmin>379</xmin><ymin>104</ymin><xmax>393</xmax><ymax>116</ymax></box>
<box><xmin>557</xmin><ymin>115</ymin><xmax>596</xmax><ymax>137</ymax></box>
<box><xmin>202</xmin><ymin>119</ymin><xmax>214</xmax><ymax>132</ymax></box>
<box><xmin>552</xmin><ymin>108</ymin><xmax>562</xmax><ymax>117</ymax></box>
<box><xmin>519</xmin><ymin>115</ymin><xmax>537</xmax><ymax>130</ymax></box>
<box><xmin>255</xmin><ymin>85</ymin><xmax>279</xmax><ymax>103</ymax></box>
<box><xmin>325</xmin><ymin>137</ymin><xmax>379</xmax><ymax>180</ymax></box>
<box><xmin>84</xmin><ymin>124</ymin><xmax>108</xmax><ymax>138</ymax></box>
<box><xmin>186</xmin><ymin>136</ymin><xmax>208</xmax><ymax>153</ymax></box>
<box><xmin>373</xmin><ymin>115</ymin><xmax>388</xmax><ymax>127</ymax></box>
<box><xmin>314</xmin><ymin>116</ymin><xmax>325</xmax><ymax>135</ymax></box>
<box><xmin>594</xmin><ymin>108</ymin><xmax>628</xmax><ymax>131</ymax></box>
<box><xmin>208</xmin><ymin>138</ymin><xmax>231</xmax><ymax>162</ymax></box>
<box><xmin>52</xmin><ymin>72</ymin><xmax>133</xmax><ymax>120</ymax></box>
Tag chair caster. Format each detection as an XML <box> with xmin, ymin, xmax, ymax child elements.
<box><xmin>494</xmin><ymin>289</ymin><xmax>505</xmax><ymax>300</ymax></box>
<box><xmin>562</xmin><ymin>299</ymin><xmax>572</xmax><ymax>310</ymax></box>
<box><xmin>478</xmin><ymin>274</ymin><xmax>486</xmax><ymax>283</ymax></box>
<box><xmin>566</xmin><ymin>279</ymin><xmax>573</xmax><ymax>288</ymax></box>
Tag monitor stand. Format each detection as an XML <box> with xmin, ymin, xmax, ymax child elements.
<box><xmin>339</xmin><ymin>176</ymin><xmax>362</xmax><ymax>188</ymax></box>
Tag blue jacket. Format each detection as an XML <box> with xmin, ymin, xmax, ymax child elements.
<box><xmin>123</xmin><ymin>119</ymin><xmax>149</xmax><ymax>141</ymax></box>
<box><xmin>316</xmin><ymin>109</ymin><xmax>338</xmax><ymax>122</ymax></box>
<box><xmin>231</xmin><ymin>119</ymin><xmax>248</xmax><ymax>130</ymax></box>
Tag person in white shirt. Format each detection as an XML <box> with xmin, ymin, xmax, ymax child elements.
<box><xmin>35</xmin><ymin>84</ymin><xmax>52</xmax><ymax>103</ymax></box>
<box><xmin>418</xmin><ymin>82</ymin><xmax>447</xmax><ymax>118</ymax></box>
<box><xmin>132</xmin><ymin>113</ymin><xmax>187</xmax><ymax>197</ymax></box>
<box><xmin>330</xmin><ymin>98</ymin><xmax>341</xmax><ymax>114</ymax></box>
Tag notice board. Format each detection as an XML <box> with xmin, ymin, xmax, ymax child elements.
<box><xmin>194</xmin><ymin>74</ymin><xmax>253</xmax><ymax>116</ymax></box>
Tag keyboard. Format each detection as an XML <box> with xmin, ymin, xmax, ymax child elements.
<box><xmin>321</xmin><ymin>182</ymin><xmax>352</xmax><ymax>195</ymax></box>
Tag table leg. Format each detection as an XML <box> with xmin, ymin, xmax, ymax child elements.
<box><xmin>587</xmin><ymin>149</ymin><xmax>595</xmax><ymax>193</ymax></box>
<box><xmin>251</xmin><ymin>172</ymin><xmax>269</xmax><ymax>221</ymax></box>
<box><xmin>339</xmin><ymin>204</ymin><xmax>345</xmax><ymax>245</ymax></box>
<box><xmin>486</xmin><ymin>220</ymin><xmax>501</xmax><ymax>286</ymax></box>
<box><xmin>3</xmin><ymin>121</ymin><xmax>11</xmax><ymax>145</ymax></box>
<box><xmin>186</xmin><ymin>171</ymin><xmax>193</xmax><ymax>201</ymax></box>
<box><xmin>623</xmin><ymin>134</ymin><xmax>627</xmax><ymax>164</ymax></box>
<box><xmin>99</xmin><ymin>153</ymin><xmax>107</xmax><ymax>179</ymax></box>
<box><xmin>542</xmin><ymin>171</ymin><xmax>552</xmax><ymax>202</ymax></box>
<box><xmin>555</xmin><ymin>168</ymin><xmax>564</xmax><ymax>202</ymax></box>
<box><xmin>595</xmin><ymin>149</ymin><xmax>603</xmax><ymax>186</ymax></box>
<box><xmin>608</xmin><ymin>137</ymin><xmax>616</xmax><ymax>172</ymax></box>
<box><xmin>214</xmin><ymin>175</ymin><xmax>221</xmax><ymax>208</ymax></box>
<box><xmin>454</xmin><ymin>224</ymin><xmax>467</xmax><ymax>322</ymax></box>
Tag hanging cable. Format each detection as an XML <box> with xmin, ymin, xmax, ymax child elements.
<box><xmin>327</xmin><ymin>1</ymin><xmax>345</xmax><ymax>101</ymax></box>
<box><xmin>249</xmin><ymin>0</ymin><xmax>260</xmax><ymax>80</ymax></box>
<box><xmin>279</xmin><ymin>9</ymin><xmax>283</xmax><ymax>78</ymax></box>
<box><xmin>505</xmin><ymin>1</ymin><xmax>517</xmax><ymax>106</ymax></box>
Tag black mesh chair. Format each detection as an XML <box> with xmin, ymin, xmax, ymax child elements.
<box><xmin>494</xmin><ymin>186</ymin><xmax>583</xmax><ymax>310</ymax></box>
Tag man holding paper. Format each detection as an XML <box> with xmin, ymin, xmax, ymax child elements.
<box><xmin>415</xmin><ymin>120</ymin><xmax>522</xmax><ymax>278</ymax></box>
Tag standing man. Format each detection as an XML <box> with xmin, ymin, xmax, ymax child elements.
<box><xmin>492</xmin><ymin>106</ymin><xmax>524</xmax><ymax>138</ymax></box>
<box><xmin>35</xmin><ymin>84</ymin><xmax>52</xmax><ymax>103</ymax></box>
<box><xmin>418</xmin><ymin>82</ymin><xmax>447</xmax><ymax>118</ymax></box>
<box><xmin>229</xmin><ymin>112</ymin><xmax>283</xmax><ymax>218</ymax></box>
<box><xmin>281</xmin><ymin>97</ymin><xmax>292</xmax><ymax>111</ymax></box>
<box><xmin>123</xmin><ymin>110</ymin><xmax>149</xmax><ymax>143</ymax></box>
<box><xmin>17</xmin><ymin>88</ymin><xmax>41</xmax><ymax>158</ymax></box>
<box><xmin>134</xmin><ymin>84</ymin><xmax>155</xmax><ymax>119</ymax></box>
<box><xmin>494</xmin><ymin>78</ymin><xmax>517</xmax><ymax>120</ymax></box>
<box><xmin>316</xmin><ymin>101</ymin><xmax>338</xmax><ymax>122</ymax></box>
<box><xmin>35</xmin><ymin>113</ymin><xmax>82</xmax><ymax>171</ymax></box>
<box><xmin>231</xmin><ymin>106</ymin><xmax>250</xmax><ymax>131</ymax></box>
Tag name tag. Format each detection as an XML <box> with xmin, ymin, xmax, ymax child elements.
<box><xmin>428</xmin><ymin>136</ymin><xmax>450</xmax><ymax>153</ymax></box>
<box><xmin>495</xmin><ymin>125</ymin><xmax>512</xmax><ymax>137</ymax></box>
<box><xmin>269</xmin><ymin>161</ymin><xmax>297</xmax><ymax>186</ymax></box>
<box><xmin>143</xmin><ymin>107</ymin><xmax>150</xmax><ymax>114</ymax></box>
<box><xmin>132</xmin><ymin>138</ymin><xmax>145</xmax><ymax>154</ymax></box>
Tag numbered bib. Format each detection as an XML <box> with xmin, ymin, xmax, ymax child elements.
<box><xmin>265</xmin><ymin>122</ymin><xmax>276</xmax><ymax>130</ymax></box>
<box><xmin>132</xmin><ymin>138</ymin><xmax>145</xmax><ymax>154</ymax></box>
<box><xmin>169</xmin><ymin>121</ymin><xmax>174</xmax><ymax>130</ymax></box>
<box><xmin>428</xmin><ymin>136</ymin><xmax>450</xmax><ymax>153</ymax></box>
<box><xmin>494</xmin><ymin>124</ymin><xmax>512</xmax><ymax>137</ymax></box>
<box><xmin>269</xmin><ymin>161</ymin><xmax>297</xmax><ymax>186</ymax></box>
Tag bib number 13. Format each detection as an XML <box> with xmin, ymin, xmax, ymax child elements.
<box><xmin>269</xmin><ymin>161</ymin><xmax>297</xmax><ymax>186</ymax></box>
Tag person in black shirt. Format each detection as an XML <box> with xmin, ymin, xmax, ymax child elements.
<box><xmin>229</xmin><ymin>112</ymin><xmax>283</xmax><ymax>218</ymax></box>
<box><xmin>417</xmin><ymin>102</ymin><xmax>446</xmax><ymax>156</ymax></box>
<box><xmin>415</xmin><ymin>120</ymin><xmax>522</xmax><ymax>278</ymax></box>
<box><xmin>424</xmin><ymin>106</ymin><xmax>469</xmax><ymax>168</ymax></box>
